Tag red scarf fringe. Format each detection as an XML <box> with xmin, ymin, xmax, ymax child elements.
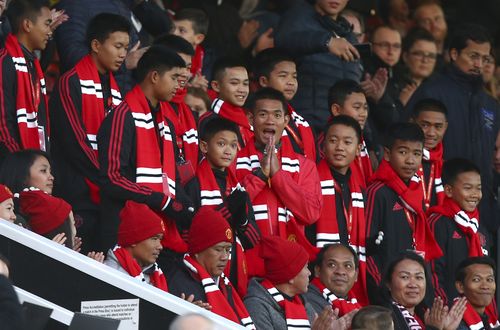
<box><xmin>310</xmin><ymin>277</ymin><xmax>362</xmax><ymax>316</ymax></box>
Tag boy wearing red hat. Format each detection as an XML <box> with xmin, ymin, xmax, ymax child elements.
<box><xmin>0</xmin><ymin>184</ymin><xmax>16</xmax><ymax>223</ymax></box>
<box><xmin>168</xmin><ymin>207</ymin><xmax>255</xmax><ymax>329</ymax></box>
<box><xmin>104</xmin><ymin>201</ymin><xmax>167</xmax><ymax>291</ymax></box>
<box><xmin>244</xmin><ymin>236</ymin><xmax>348</xmax><ymax>329</ymax></box>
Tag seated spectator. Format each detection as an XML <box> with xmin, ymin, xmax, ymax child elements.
<box><xmin>274</xmin><ymin>0</ymin><xmax>362</xmax><ymax>134</ymax></box>
<box><xmin>429</xmin><ymin>159</ymin><xmax>491</xmax><ymax>304</ymax></box>
<box><xmin>401</xmin><ymin>28</ymin><xmax>438</xmax><ymax>89</ymax></box>
<box><xmin>0</xmin><ymin>184</ymin><xmax>16</xmax><ymax>222</ymax></box>
<box><xmin>306</xmin><ymin>244</ymin><xmax>362</xmax><ymax>315</ymax></box>
<box><xmin>167</xmin><ymin>207</ymin><xmax>255</xmax><ymax>328</ymax></box>
<box><xmin>482</xmin><ymin>53</ymin><xmax>497</xmax><ymax>101</ymax></box>
<box><xmin>365</xmin><ymin>123</ymin><xmax>442</xmax><ymax>299</ymax></box>
<box><xmin>244</xmin><ymin>236</ymin><xmax>348</xmax><ymax>330</ymax></box>
<box><xmin>351</xmin><ymin>305</ymin><xmax>394</xmax><ymax>330</ymax></box>
<box><xmin>0</xmin><ymin>0</ymin><xmax>52</xmax><ymax>160</ymax></box>
<box><xmin>201</xmin><ymin>57</ymin><xmax>252</xmax><ymax>148</ymax></box>
<box><xmin>173</xmin><ymin>8</ymin><xmax>209</xmax><ymax>90</ymax></box>
<box><xmin>184</xmin><ymin>87</ymin><xmax>210</xmax><ymax>119</ymax></box>
<box><xmin>253</xmin><ymin>48</ymin><xmax>317</xmax><ymax>160</ymax></box>
<box><xmin>97</xmin><ymin>46</ymin><xmax>194</xmax><ymax>253</ymax></box>
<box><xmin>104</xmin><ymin>201</ymin><xmax>167</xmax><ymax>292</ymax></box>
<box><xmin>342</xmin><ymin>9</ymin><xmax>366</xmax><ymax>44</ymax></box>
<box><xmin>380</xmin><ymin>252</ymin><xmax>466</xmax><ymax>330</ymax></box>
<box><xmin>411</xmin><ymin>99</ymin><xmax>448</xmax><ymax>209</ymax></box>
<box><xmin>327</xmin><ymin>79</ymin><xmax>373</xmax><ymax>185</ymax></box>
<box><xmin>235</xmin><ymin>88</ymin><xmax>322</xmax><ymax>276</ymax></box>
<box><xmin>455</xmin><ymin>257</ymin><xmax>499</xmax><ymax>329</ymax></box>
<box><xmin>185</xmin><ymin>117</ymin><xmax>259</xmax><ymax>296</ymax></box>
<box><xmin>49</xmin><ymin>13</ymin><xmax>130</xmax><ymax>253</ymax></box>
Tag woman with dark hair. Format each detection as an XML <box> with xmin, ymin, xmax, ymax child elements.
<box><xmin>381</xmin><ymin>252</ymin><xmax>467</xmax><ymax>330</ymax></box>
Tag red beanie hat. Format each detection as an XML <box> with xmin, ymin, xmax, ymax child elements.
<box><xmin>260</xmin><ymin>236</ymin><xmax>309</xmax><ymax>284</ymax></box>
<box><xmin>0</xmin><ymin>184</ymin><xmax>13</xmax><ymax>203</ymax></box>
<box><xmin>19</xmin><ymin>190</ymin><xmax>71</xmax><ymax>235</ymax></box>
<box><xmin>188</xmin><ymin>206</ymin><xmax>233</xmax><ymax>254</ymax></box>
<box><xmin>118</xmin><ymin>201</ymin><xmax>165</xmax><ymax>247</ymax></box>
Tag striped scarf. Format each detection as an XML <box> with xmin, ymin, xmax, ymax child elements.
<box><xmin>310</xmin><ymin>277</ymin><xmax>361</xmax><ymax>316</ymax></box>
<box><xmin>183</xmin><ymin>254</ymin><xmax>255</xmax><ymax>329</ymax></box>
<box><xmin>392</xmin><ymin>301</ymin><xmax>423</xmax><ymax>329</ymax></box>
<box><xmin>76</xmin><ymin>54</ymin><xmax>121</xmax><ymax>156</ymax></box>
<box><xmin>196</xmin><ymin>158</ymin><xmax>249</xmax><ymax>295</ymax></box>
<box><xmin>112</xmin><ymin>245</ymin><xmax>168</xmax><ymax>291</ymax></box>
<box><xmin>316</xmin><ymin>160</ymin><xmax>368</xmax><ymax>305</ymax></box>
<box><xmin>356</xmin><ymin>138</ymin><xmax>373</xmax><ymax>187</ymax></box>
<box><xmin>416</xmin><ymin>142</ymin><xmax>444</xmax><ymax>209</ymax></box>
<box><xmin>461</xmin><ymin>300</ymin><xmax>499</xmax><ymax>330</ymax></box>
<box><xmin>261</xmin><ymin>279</ymin><xmax>310</xmax><ymax>329</ymax></box>
<box><xmin>286</xmin><ymin>104</ymin><xmax>316</xmax><ymax>160</ymax></box>
<box><xmin>3</xmin><ymin>33</ymin><xmax>48</xmax><ymax>150</ymax></box>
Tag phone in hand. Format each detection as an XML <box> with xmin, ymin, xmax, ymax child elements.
<box><xmin>354</xmin><ymin>43</ymin><xmax>372</xmax><ymax>59</ymax></box>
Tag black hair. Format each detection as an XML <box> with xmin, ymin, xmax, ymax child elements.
<box><xmin>135</xmin><ymin>45</ymin><xmax>186</xmax><ymax>82</ymax></box>
<box><xmin>351</xmin><ymin>305</ymin><xmax>393</xmax><ymax>330</ymax></box>
<box><xmin>153</xmin><ymin>34</ymin><xmax>195</xmax><ymax>56</ymax></box>
<box><xmin>412</xmin><ymin>98</ymin><xmax>448</xmax><ymax>119</ymax></box>
<box><xmin>448</xmin><ymin>23</ymin><xmax>491</xmax><ymax>54</ymax></box>
<box><xmin>200</xmin><ymin>117</ymin><xmax>239</xmax><ymax>142</ymax></box>
<box><xmin>211</xmin><ymin>56</ymin><xmax>247</xmax><ymax>82</ymax></box>
<box><xmin>324</xmin><ymin>115</ymin><xmax>362</xmax><ymax>143</ymax></box>
<box><xmin>246</xmin><ymin>87</ymin><xmax>288</xmax><ymax>114</ymax></box>
<box><xmin>85</xmin><ymin>13</ymin><xmax>131</xmax><ymax>50</ymax></box>
<box><xmin>252</xmin><ymin>48</ymin><xmax>295</xmax><ymax>81</ymax></box>
<box><xmin>6</xmin><ymin>0</ymin><xmax>50</xmax><ymax>34</ymax></box>
<box><xmin>315</xmin><ymin>243</ymin><xmax>359</xmax><ymax>270</ymax></box>
<box><xmin>402</xmin><ymin>27</ymin><xmax>436</xmax><ymax>53</ymax></box>
<box><xmin>455</xmin><ymin>256</ymin><xmax>496</xmax><ymax>283</ymax></box>
<box><xmin>175</xmin><ymin>8</ymin><xmax>209</xmax><ymax>35</ymax></box>
<box><xmin>0</xmin><ymin>149</ymin><xmax>51</xmax><ymax>193</ymax></box>
<box><xmin>442</xmin><ymin>158</ymin><xmax>481</xmax><ymax>186</ymax></box>
<box><xmin>384</xmin><ymin>122</ymin><xmax>424</xmax><ymax>149</ymax></box>
<box><xmin>327</xmin><ymin>79</ymin><xmax>365</xmax><ymax>109</ymax></box>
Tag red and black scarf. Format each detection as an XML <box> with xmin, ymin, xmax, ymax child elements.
<box><xmin>236</xmin><ymin>138</ymin><xmax>316</xmax><ymax>258</ymax></box>
<box><xmin>428</xmin><ymin>197</ymin><xmax>484</xmax><ymax>257</ymax></box>
<box><xmin>183</xmin><ymin>254</ymin><xmax>255</xmax><ymax>329</ymax></box>
<box><xmin>4</xmin><ymin>33</ymin><xmax>48</xmax><ymax>150</ymax></box>
<box><xmin>316</xmin><ymin>160</ymin><xmax>368</xmax><ymax>305</ymax></box>
<box><xmin>76</xmin><ymin>54</ymin><xmax>121</xmax><ymax>157</ymax></box>
<box><xmin>370</xmin><ymin>160</ymin><xmax>443</xmax><ymax>261</ymax></box>
<box><xmin>310</xmin><ymin>277</ymin><xmax>361</xmax><ymax>316</ymax></box>
<box><xmin>461</xmin><ymin>300</ymin><xmax>499</xmax><ymax>329</ymax></box>
<box><xmin>112</xmin><ymin>245</ymin><xmax>168</xmax><ymax>291</ymax></box>
<box><xmin>261</xmin><ymin>279</ymin><xmax>310</xmax><ymax>329</ymax></box>
<box><xmin>392</xmin><ymin>301</ymin><xmax>424</xmax><ymax>329</ymax></box>
<box><xmin>356</xmin><ymin>137</ymin><xmax>373</xmax><ymax>187</ymax></box>
<box><xmin>164</xmin><ymin>88</ymin><xmax>199</xmax><ymax>173</ymax></box>
<box><xmin>416</xmin><ymin>143</ymin><xmax>444</xmax><ymax>209</ymax></box>
<box><xmin>125</xmin><ymin>86</ymin><xmax>186</xmax><ymax>252</ymax></box>
<box><xmin>286</xmin><ymin>104</ymin><xmax>316</xmax><ymax>160</ymax></box>
<box><xmin>196</xmin><ymin>158</ymin><xmax>249</xmax><ymax>296</ymax></box>
<box><xmin>208</xmin><ymin>90</ymin><xmax>253</xmax><ymax>147</ymax></box>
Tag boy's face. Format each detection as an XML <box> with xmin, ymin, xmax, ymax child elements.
<box><xmin>331</xmin><ymin>92</ymin><xmax>368</xmax><ymax>129</ymax></box>
<box><xmin>259</xmin><ymin>61</ymin><xmax>297</xmax><ymax>101</ymax></box>
<box><xmin>200</xmin><ymin>130</ymin><xmax>238</xmax><ymax>170</ymax></box>
<box><xmin>384</xmin><ymin>139</ymin><xmax>423</xmax><ymax>181</ymax></box>
<box><xmin>27</xmin><ymin>7</ymin><xmax>52</xmax><ymax>51</ymax></box>
<box><xmin>414</xmin><ymin>110</ymin><xmax>448</xmax><ymax>150</ymax></box>
<box><xmin>445</xmin><ymin>171</ymin><xmax>482</xmax><ymax>212</ymax></box>
<box><xmin>173</xmin><ymin>19</ymin><xmax>204</xmax><ymax>47</ymax></box>
<box><xmin>249</xmin><ymin>98</ymin><xmax>289</xmax><ymax>146</ymax></box>
<box><xmin>153</xmin><ymin>67</ymin><xmax>182</xmax><ymax>101</ymax></box>
<box><xmin>130</xmin><ymin>234</ymin><xmax>163</xmax><ymax>267</ymax></box>
<box><xmin>323</xmin><ymin>124</ymin><xmax>361</xmax><ymax>174</ymax></box>
<box><xmin>211</xmin><ymin>67</ymin><xmax>249</xmax><ymax>107</ymax></box>
<box><xmin>177</xmin><ymin>52</ymin><xmax>192</xmax><ymax>89</ymax></box>
<box><xmin>92</xmin><ymin>31</ymin><xmax>130</xmax><ymax>73</ymax></box>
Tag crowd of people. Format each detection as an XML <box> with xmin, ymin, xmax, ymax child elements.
<box><xmin>0</xmin><ymin>0</ymin><xmax>500</xmax><ymax>329</ymax></box>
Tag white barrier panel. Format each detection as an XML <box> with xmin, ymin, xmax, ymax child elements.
<box><xmin>0</xmin><ymin>220</ymin><xmax>245</xmax><ymax>330</ymax></box>
<box><xmin>15</xmin><ymin>286</ymin><xmax>74</xmax><ymax>325</ymax></box>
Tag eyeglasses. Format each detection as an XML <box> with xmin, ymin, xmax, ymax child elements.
<box><xmin>466</xmin><ymin>52</ymin><xmax>494</xmax><ymax>65</ymax></box>
<box><xmin>372</xmin><ymin>42</ymin><xmax>402</xmax><ymax>50</ymax></box>
<box><xmin>409</xmin><ymin>50</ymin><xmax>437</xmax><ymax>61</ymax></box>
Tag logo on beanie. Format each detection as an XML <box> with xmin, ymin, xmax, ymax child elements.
<box><xmin>225</xmin><ymin>228</ymin><xmax>232</xmax><ymax>240</ymax></box>
<box><xmin>287</xmin><ymin>234</ymin><xmax>297</xmax><ymax>242</ymax></box>
<box><xmin>160</xmin><ymin>220</ymin><xmax>166</xmax><ymax>233</ymax></box>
